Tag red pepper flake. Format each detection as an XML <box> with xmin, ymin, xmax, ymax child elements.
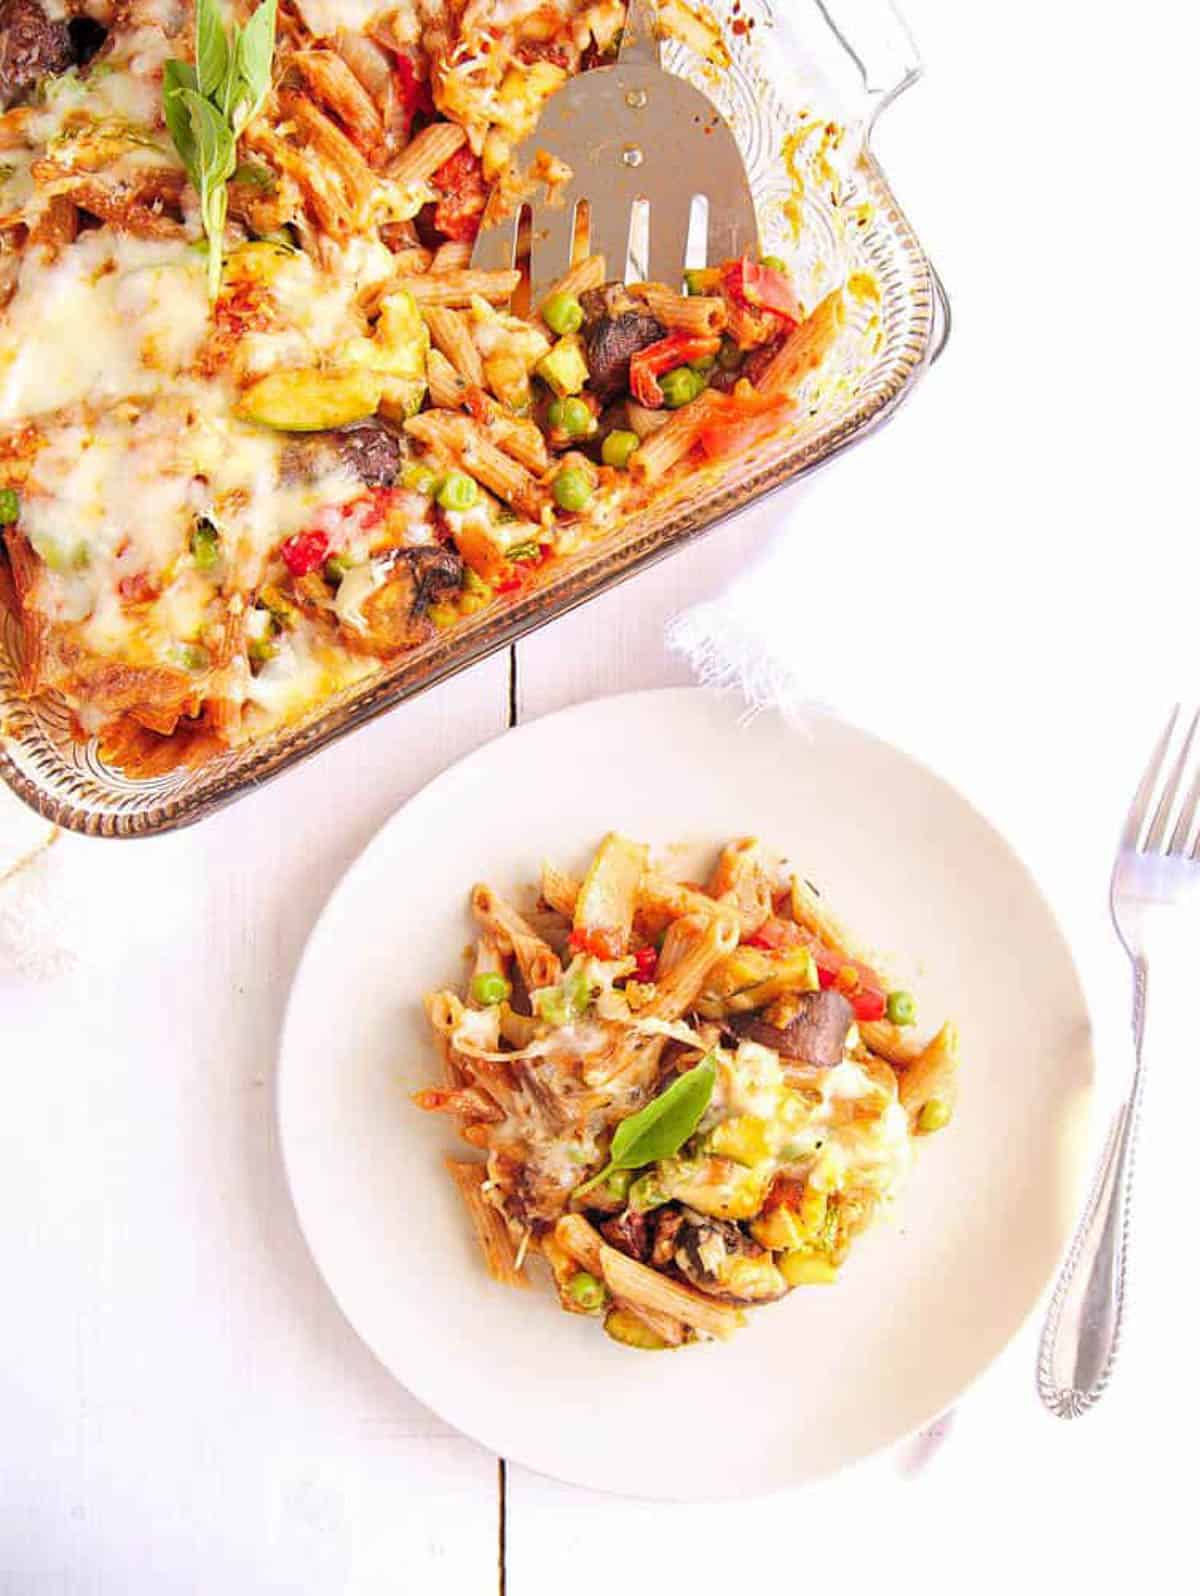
<box><xmin>279</xmin><ymin>529</ymin><xmax>329</xmax><ymax>577</ymax></box>
<box><xmin>634</xmin><ymin>945</ymin><xmax>659</xmax><ymax>981</ymax></box>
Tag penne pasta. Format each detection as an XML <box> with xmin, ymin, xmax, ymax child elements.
<box><xmin>898</xmin><ymin>1022</ymin><xmax>961</xmax><ymax>1118</ymax></box>
<box><xmin>540</xmin><ymin>253</ymin><xmax>606</xmax><ymax>311</ymax></box>
<box><xmin>390</xmin><ymin>268</ymin><xmax>522</xmax><ymax>307</ymax></box>
<box><xmin>599</xmin><ymin>1245</ymin><xmax>743</xmax><ymax>1341</ymax></box>
<box><xmin>646</xmin><ymin>910</ymin><xmax>739</xmax><ymax>1021</ymax></box>
<box><xmin>385</xmin><ymin>120</ymin><xmax>467</xmax><ymax>189</ymax></box>
<box><xmin>423</xmin><ymin>306</ymin><xmax>486</xmax><ymax>389</ymax></box>
<box><xmin>432</xmin><ymin>239</ymin><xmax>474</xmax><ymax>273</ymax></box>
<box><xmin>425</xmin><ymin>347</ymin><xmax>470</xmax><ymax>409</ymax></box>
<box><xmin>470</xmin><ymin>883</ymin><xmax>562</xmax><ymax>991</ymax></box>
<box><xmin>757</xmin><ymin>290</ymin><xmax>847</xmax><ymax>397</ymax></box>
<box><xmin>445</xmin><ymin>1159</ymin><xmax>528</xmax><ymax>1288</ymax></box>
<box><xmin>637</xmin><ymin>284</ymin><xmax>728</xmax><ymax>336</ymax></box>
<box><xmin>629</xmin><ymin>389</ymin><xmax>725</xmax><ymax>481</ymax></box>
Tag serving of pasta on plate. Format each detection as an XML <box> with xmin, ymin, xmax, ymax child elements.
<box><xmin>0</xmin><ymin>0</ymin><xmax>847</xmax><ymax>779</ymax></box>
<box><xmin>417</xmin><ymin>833</ymin><xmax>961</xmax><ymax>1350</ymax></box>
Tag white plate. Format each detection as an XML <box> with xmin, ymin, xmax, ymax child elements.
<box><xmin>277</xmin><ymin>688</ymin><xmax>1094</xmax><ymax>1500</ymax></box>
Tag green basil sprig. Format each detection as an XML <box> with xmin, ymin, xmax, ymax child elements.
<box><xmin>163</xmin><ymin>0</ymin><xmax>277</xmax><ymax>303</ymax></box>
<box><xmin>574</xmin><ymin>1055</ymin><xmax>717</xmax><ymax>1201</ymax></box>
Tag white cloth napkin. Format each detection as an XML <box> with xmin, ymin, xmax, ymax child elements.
<box><xmin>0</xmin><ymin>785</ymin><xmax>77</xmax><ymax>981</ymax></box>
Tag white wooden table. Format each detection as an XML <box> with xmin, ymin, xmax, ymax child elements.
<box><xmin>4</xmin><ymin>4</ymin><xmax>1199</xmax><ymax>1588</ymax></box>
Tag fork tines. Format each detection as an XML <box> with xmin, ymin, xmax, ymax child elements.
<box><xmin>1125</xmin><ymin>706</ymin><xmax>1200</xmax><ymax>858</ymax></box>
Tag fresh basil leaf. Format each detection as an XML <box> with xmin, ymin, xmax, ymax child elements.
<box><xmin>195</xmin><ymin>0</ymin><xmax>231</xmax><ymax>105</ymax></box>
<box><xmin>228</xmin><ymin>0</ymin><xmax>277</xmax><ymax>134</ymax></box>
<box><xmin>574</xmin><ymin>1055</ymin><xmax>717</xmax><ymax>1199</ymax></box>
<box><xmin>162</xmin><ymin>59</ymin><xmax>200</xmax><ymax>181</ymax></box>
<box><xmin>180</xmin><ymin>87</ymin><xmax>235</xmax><ymax>187</ymax></box>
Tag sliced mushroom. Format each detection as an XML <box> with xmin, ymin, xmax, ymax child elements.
<box><xmin>673</xmin><ymin>1210</ymin><xmax>787</xmax><ymax>1302</ymax></box>
<box><xmin>731</xmin><ymin>988</ymin><xmax>855</xmax><ymax>1067</ymax></box>
<box><xmin>342</xmin><ymin>546</ymin><xmax>462</xmax><ymax>656</ymax></box>
<box><xmin>0</xmin><ymin>0</ymin><xmax>74</xmax><ymax>109</ymax></box>
<box><xmin>280</xmin><ymin>422</ymin><xmax>408</xmax><ymax>488</ymax></box>
<box><xmin>580</xmin><ymin>283</ymin><xmax>665</xmax><ymax>402</ymax></box>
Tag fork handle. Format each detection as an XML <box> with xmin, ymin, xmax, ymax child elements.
<box><xmin>1037</xmin><ymin>959</ymin><xmax>1148</xmax><ymax>1416</ymax></box>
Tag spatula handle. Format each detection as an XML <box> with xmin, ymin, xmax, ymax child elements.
<box><xmin>620</xmin><ymin>0</ymin><xmax>663</xmax><ymax>66</ymax></box>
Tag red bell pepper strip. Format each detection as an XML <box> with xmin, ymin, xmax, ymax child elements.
<box><xmin>629</xmin><ymin>331</ymin><xmax>721</xmax><ymax>408</ymax></box>
<box><xmin>744</xmin><ymin>916</ymin><xmax>888</xmax><ymax>1023</ymax></box>
<box><xmin>279</xmin><ymin>528</ymin><xmax>329</xmax><ymax>577</ymax></box>
<box><xmin>698</xmin><ymin>393</ymin><xmax>796</xmax><ymax>463</ymax></box>
<box><xmin>722</xmin><ymin>256</ymin><xmax>803</xmax><ymax>325</ymax></box>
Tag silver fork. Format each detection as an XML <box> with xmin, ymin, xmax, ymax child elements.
<box><xmin>471</xmin><ymin>0</ymin><xmax>758</xmax><ymax>303</ymax></box>
<box><xmin>1038</xmin><ymin>706</ymin><xmax>1200</xmax><ymax>1416</ymax></box>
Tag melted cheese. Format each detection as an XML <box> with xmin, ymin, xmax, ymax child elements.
<box><xmin>0</xmin><ymin>235</ymin><xmax>208</xmax><ymax>424</ymax></box>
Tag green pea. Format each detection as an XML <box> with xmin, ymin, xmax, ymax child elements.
<box><xmin>683</xmin><ymin>268</ymin><xmax>708</xmax><ymax>296</ymax></box>
<box><xmin>0</xmin><ymin>487</ymin><xmax>20</xmax><ymax>525</ymax></box>
<box><xmin>567</xmin><ymin>1271</ymin><xmax>607</xmax><ymax>1313</ymax></box>
<box><xmin>552</xmin><ymin>466</ymin><xmax>593</xmax><ymax>513</ymax></box>
<box><xmin>886</xmin><ymin>990</ymin><xmax>917</xmax><ymax>1027</ymax></box>
<box><xmin>918</xmin><ymin>1098</ymin><xmax>952</xmax><ymax>1134</ymax></box>
<box><xmin>173</xmin><ymin>642</ymin><xmax>210</xmax><ymax>673</ymax></box>
<box><xmin>324</xmin><ymin>554</ymin><xmax>352</xmax><ymax>584</ymax></box>
<box><xmin>542</xmin><ymin>291</ymin><xmax>584</xmax><ymax>336</ymax></box>
<box><xmin>248</xmin><ymin>636</ymin><xmax>278</xmax><ymax>665</ymax></box>
<box><xmin>558</xmin><ymin>397</ymin><xmax>592</xmax><ymax>438</ymax></box>
<box><xmin>689</xmin><ymin>353</ymin><xmax>717</xmax><ymax>374</ymax></box>
<box><xmin>601</xmin><ymin>429</ymin><xmax>640</xmax><ymax>469</ymax></box>
<box><xmin>628</xmin><ymin>1172</ymin><xmax>669</xmax><ymax>1213</ymax></box>
<box><xmin>659</xmin><ymin>366</ymin><xmax>705</xmax><ymax>409</ymax></box>
<box><xmin>547</xmin><ymin>397</ymin><xmax>567</xmax><ymax>430</ymax></box>
<box><xmin>761</xmin><ymin>253</ymin><xmax>790</xmax><ymax>273</ymax></box>
<box><xmin>402</xmin><ymin>463</ymin><xmax>439</xmax><ymax>495</ymax></box>
<box><xmin>436</xmin><ymin>470</ymin><xmax>479</xmax><ymax>512</ymax></box>
<box><xmin>470</xmin><ymin>971</ymin><xmax>511</xmax><ymax>1007</ymax></box>
<box><xmin>190</xmin><ymin>519</ymin><xmax>221</xmax><ymax>572</ymax></box>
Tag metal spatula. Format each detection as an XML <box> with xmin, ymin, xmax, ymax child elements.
<box><xmin>471</xmin><ymin>0</ymin><xmax>758</xmax><ymax>302</ymax></box>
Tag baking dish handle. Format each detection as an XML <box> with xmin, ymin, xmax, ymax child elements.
<box><xmin>810</xmin><ymin>0</ymin><xmax>923</xmax><ymax>126</ymax></box>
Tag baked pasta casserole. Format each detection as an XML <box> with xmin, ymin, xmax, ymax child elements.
<box><xmin>0</xmin><ymin>0</ymin><xmax>846</xmax><ymax>774</ymax></box>
<box><xmin>418</xmin><ymin>835</ymin><xmax>961</xmax><ymax>1349</ymax></box>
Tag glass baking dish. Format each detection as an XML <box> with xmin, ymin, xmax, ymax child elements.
<box><xmin>0</xmin><ymin>0</ymin><xmax>949</xmax><ymax>837</ymax></box>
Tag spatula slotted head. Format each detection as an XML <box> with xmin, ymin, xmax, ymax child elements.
<box><xmin>472</xmin><ymin>61</ymin><xmax>758</xmax><ymax>303</ymax></box>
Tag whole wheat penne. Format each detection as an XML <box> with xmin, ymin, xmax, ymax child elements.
<box><xmin>426</xmin><ymin>989</ymin><xmax>465</xmax><ymax>1036</ymax></box>
<box><xmin>432</xmin><ymin>239</ymin><xmax>473</xmax><ymax>273</ymax></box>
<box><xmin>629</xmin><ymin>389</ymin><xmax>724</xmax><ymax>480</ymax></box>
<box><xmin>406</xmin><ymin>412</ymin><xmax>545</xmax><ymax>517</ymax></box>
<box><xmin>424</xmin><ymin>305</ymin><xmax>485</xmax><ymax>387</ymax></box>
<box><xmin>426</xmin><ymin>347</ymin><xmax>469</xmax><ymax>408</ymax></box>
<box><xmin>470</xmin><ymin>883</ymin><xmax>562</xmax><ymax>991</ymax></box>
<box><xmin>898</xmin><ymin>1022</ymin><xmax>961</xmax><ymax>1118</ymax></box>
<box><xmin>646</xmin><ymin>910</ymin><xmax>739</xmax><ymax>1021</ymax></box>
<box><xmin>599</xmin><ymin>1244</ymin><xmax>743</xmax><ymax>1340</ymax></box>
<box><xmin>445</xmin><ymin>1159</ymin><xmax>528</xmax><ymax>1288</ymax></box>
<box><xmin>386</xmin><ymin>119</ymin><xmax>466</xmax><ymax>188</ymax></box>
<box><xmin>540</xmin><ymin>862</ymin><xmax>582</xmax><ymax>918</ymax></box>
<box><xmin>638</xmin><ymin>284</ymin><xmax>727</xmax><ymax>336</ymax></box>
<box><xmin>757</xmin><ymin>289</ymin><xmax>846</xmax><ymax>397</ymax></box>
<box><xmin>555</xmin><ymin>1213</ymin><xmax>606</xmax><ymax>1274</ymax></box>
<box><xmin>706</xmin><ymin>837</ymin><xmax>772</xmax><ymax>937</ymax></box>
<box><xmin>488</xmin><ymin>415</ymin><xmax>550</xmax><ymax>476</ymax></box>
<box><xmin>541</xmin><ymin>252</ymin><xmax>606</xmax><ymax>310</ymax></box>
<box><xmin>390</xmin><ymin>268</ymin><xmax>521</xmax><ymax>307</ymax></box>
<box><xmin>289</xmin><ymin>49</ymin><xmax>385</xmax><ymax>156</ymax></box>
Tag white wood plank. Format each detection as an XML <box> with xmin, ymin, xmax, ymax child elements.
<box><xmin>1</xmin><ymin>657</ymin><xmax>509</xmax><ymax>1595</ymax></box>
